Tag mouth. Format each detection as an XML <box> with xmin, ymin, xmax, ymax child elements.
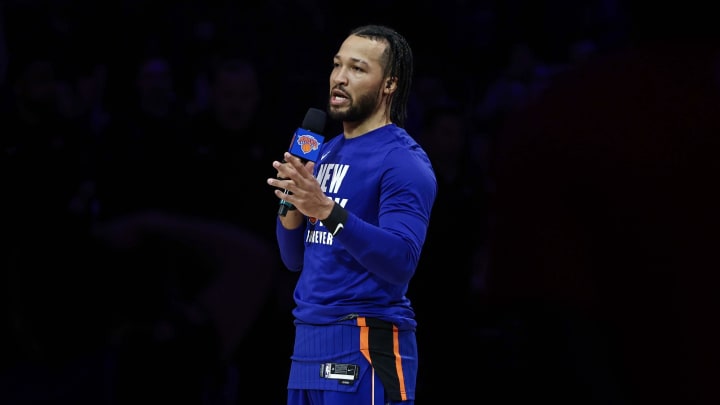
<box><xmin>330</xmin><ymin>88</ymin><xmax>350</xmax><ymax>106</ymax></box>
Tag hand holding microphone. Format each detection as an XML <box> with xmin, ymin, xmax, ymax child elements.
<box><xmin>277</xmin><ymin>108</ymin><xmax>326</xmax><ymax>216</ymax></box>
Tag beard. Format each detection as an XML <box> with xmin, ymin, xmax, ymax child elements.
<box><xmin>328</xmin><ymin>87</ymin><xmax>379</xmax><ymax>123</ymax></box>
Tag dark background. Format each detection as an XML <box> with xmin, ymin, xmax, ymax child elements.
<box><xmin>1</xmin><ymin>1</ymin><xmax>718</xmax><ymax>404</ymax></box>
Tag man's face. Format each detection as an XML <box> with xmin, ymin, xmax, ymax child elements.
<box><xmin>328</xmin><ymin>35</ymin><xmax>387</xmax><ymax>123</ymax></box>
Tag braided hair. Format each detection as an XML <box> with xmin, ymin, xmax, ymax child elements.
<box><xmin>350</xmin><ymin>25</ymin><xmax>414</xmax><ymax>128</ymax></box>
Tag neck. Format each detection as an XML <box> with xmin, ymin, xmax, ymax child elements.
<box><xmin>343</xmin><ymin>108</ymin><xmax>391</xmax><ymax>139</ymax></box>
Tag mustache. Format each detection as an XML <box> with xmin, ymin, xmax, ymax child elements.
<box><xmin>331</xmin><ymin>86</ymin><xmax>350</xmax><ymax>98</ymax></box>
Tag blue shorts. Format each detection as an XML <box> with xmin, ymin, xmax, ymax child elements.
<box><xmin>287</xmin><ymin>317</ymin><xmax>416</xmax><ymax>404</ymax></box>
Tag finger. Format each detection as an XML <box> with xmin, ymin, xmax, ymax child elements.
<box><xmin>284</xmin><ymin>152</ymin><xmax>306</xmax><ymax>169</ymax></box>
<box><xmin>274</xmin><ymin>189</ymin><xmax>295</xmax><ymax>204</ymax></box>
<box><xmin>284</xmin><ymin>153</ymin><xmax>316</xmax><ymax>180</ymax></box>
<box><xmin>267</xmin><ymin>177</ymin><xmax>285</xmax><ymax>189</ymax></box>
<box><xmin>273</xmin><ymin>160</ymin><xmax>288</xmax><ymax>175</ymax></box>
<box><xmin>273</xmin><ymin>159</ymin><xmax>296</xmax><ymax>181</ymax></box>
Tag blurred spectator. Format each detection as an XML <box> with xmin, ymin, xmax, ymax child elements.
<box><xmin>183</xmin><ymin>55</ymin><xmax>286</xmax><ymax>239</ymax></box>
<box><xmin>474</xmin><ymin>41</ymin><xmax>555</xmax><ymax>136</ymax></box>
<box><xmin>94</xmin><ymin>53</ymin><xmax>193</xmax><ymax>219</ymax></box>
<box><xmin>91</xmin><ymin>210</ymin><xmax>277</xmax><ymax>404</ymax></box>
<box><xmin>181</xmin><ymin>56</ymin><xmax>299</xmax><ymax>404</ymax></box>
<box><xmin>0</xmin><ymin>50</ymin><xmax>97</xmax><ymax>230</ymax></box>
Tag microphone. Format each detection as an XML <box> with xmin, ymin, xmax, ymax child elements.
<box><xmin>278</xmin><ymin>108</ymin><xmax>327</xmax><ymax>216</ymax></box>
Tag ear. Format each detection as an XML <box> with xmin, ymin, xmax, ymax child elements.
<box><xmin>383</xmin><ymin>77</ymin><xmax>397</xmax><ymax>94</ymax></box>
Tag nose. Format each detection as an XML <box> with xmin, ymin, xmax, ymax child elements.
<box><xmin>331</xmin><ymin>67</ymin><xmax>348</xmax><ymax>86</ymax></box>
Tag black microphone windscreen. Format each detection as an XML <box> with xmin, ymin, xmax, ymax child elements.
<box><xmin>302</xmin><ymin>108</ymin><xmax>327</xmax><ymax>135</ymax></box>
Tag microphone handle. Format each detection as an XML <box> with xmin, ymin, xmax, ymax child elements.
<box><xmin>278</xmin><ymin>181</ymin><xmax>293</xmax><ymax>216</ymax></box>
<box><xmin>277</xmin><ymin>157</ymin><xmax>308</xmax><ymax>216</ymax></box>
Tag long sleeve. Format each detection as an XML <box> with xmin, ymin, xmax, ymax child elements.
<box><xmin>276</xmin><ymin>217</ymin><xmax>306</xmax><ymax>272</ymax></box>
<box><xmin>330</xmin><ymin>147</ymin><xmax>436</xmax><ymax>285</ymax></box>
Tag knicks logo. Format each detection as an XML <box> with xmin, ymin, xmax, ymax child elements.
<box><xmin>297</xmin><ymin>135</ymin><xmax>320</xmax><ymax>154</ymax></box>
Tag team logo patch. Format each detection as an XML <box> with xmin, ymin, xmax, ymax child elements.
<box><xmin>297</xmin><ymin>134</ymin><xmax>320</xmax><ymax>155</ymax></box>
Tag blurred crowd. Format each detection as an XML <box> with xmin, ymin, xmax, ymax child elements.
<box><xmin>1</xmin><ymin>1</ymin><xmax>717</xmax><ymax>404</ymax></box>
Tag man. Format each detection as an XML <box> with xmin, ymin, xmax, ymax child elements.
<box><xmin>267</xmin><ymin>25</ymin><xmax>437</xmax><ymax>405</ymax></box>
